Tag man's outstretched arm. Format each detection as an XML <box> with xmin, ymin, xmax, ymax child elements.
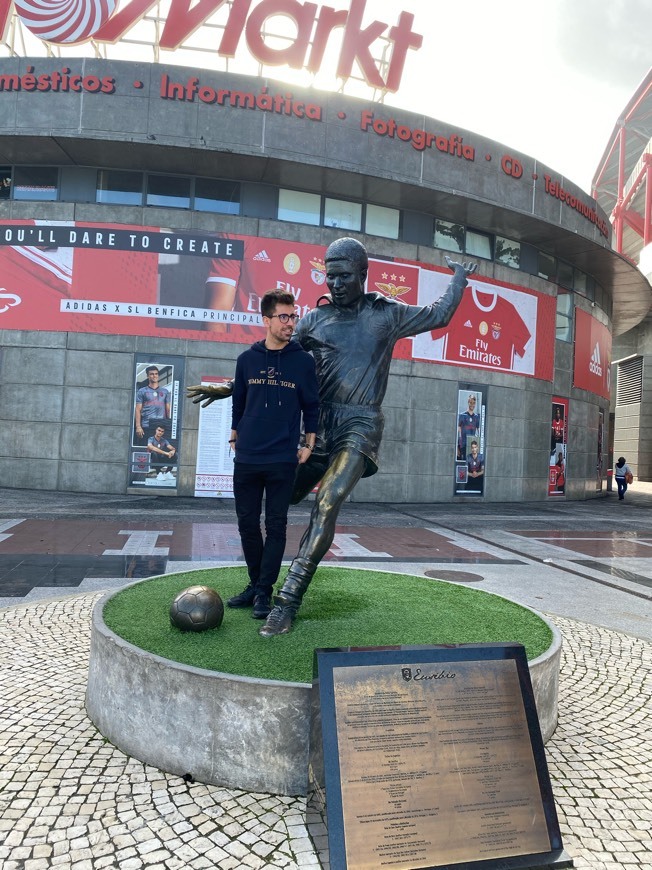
<box><xmin>186</xmin><ymin>381</ymin><xmax>234</xmax><ymax>408</ymax></box>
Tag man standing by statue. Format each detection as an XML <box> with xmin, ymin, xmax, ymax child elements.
<box><xmin>227</xmin><ymin>289</ymin><xmax>319</xmax><ymax>619</ymax></box>
<box><xmin>189</xmin><ymin>238</ymin><xmax>475</xmax><ymax>636</ymax></box>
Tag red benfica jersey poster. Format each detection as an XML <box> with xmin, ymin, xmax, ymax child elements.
<box><xmin>411</xmin><ymin>268</ymin><xmax>555</xmax><ymax>380</ymax></box>
<box><xmin>573</xmin><ymin>308</ymin><xmax>612</xmax><ymax>400</ymax></box>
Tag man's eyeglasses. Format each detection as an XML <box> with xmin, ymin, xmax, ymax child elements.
<box><xmin>269</xmin><ymin>313</ymin><xmax>300</xmax><ymax>323</ymax></box>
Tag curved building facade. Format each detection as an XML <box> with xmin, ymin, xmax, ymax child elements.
<box><xmin>1</xmin><ymin>56</ymin><xmax>650</xmax><ymax>502</ymax></box>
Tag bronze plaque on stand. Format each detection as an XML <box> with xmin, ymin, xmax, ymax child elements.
<box><xmin>308</xmin><ymin>643</ymin><xmax>572</xmax><ymax>870</ymax></box>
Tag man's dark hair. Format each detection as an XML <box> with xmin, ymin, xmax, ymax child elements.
<box><xmin>261</xmin><ymin>288</ymin><xmax>296</xmax><ymax>319</ymax></box>
<box><xmin>325</xmin><ymin>237</ymin><xmax>368</xmax><ymax>271</ymax></box>
<box><xmin>146</xmin><ymin>365</ymin><xmax>159</xmax><ymax>374</ymax></box>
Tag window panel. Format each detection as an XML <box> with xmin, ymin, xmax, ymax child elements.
<box><xmin>557</xmin><ymin>260</ymin><xmax>574</xmax><ymax>289</ymax></box>
<box><xmin>573</xmin><ymin>269</ymin><xmax>588</xmax><ymax>295</ymax></box>
<box><xmin>323</xmin><ymin>197</ymin><xmax>361</xmax><ymax>231</ymax></box>
<box><xmin>466</xmin><ymin>229</ymin><xmax>492</xmax><ymax>259</ymax></box>
<box><xmin>538</xmin><ymin>251</ymin><xmax>557</xmax><ymax>281</ymax></box>
<box><xmin>365</xmin><ymin>203</ymin><xmax>399</xmax><ymax>239</ymax></box>
<box><xmin>12</xmin><ymin>167</ymin><xmax>58</xmax><ymax>201</ymax></box>
<box><xmin>146</xmin><ymin>174</ymin><xmax>191</xmax><ymax>209</ymax></box>
<box><xmin>495</xmin><ymin>236</ymin><xmax>520</xmax><ymax>269</ymax></box>
<box><xmin>585</xmin><ymin>279</ymin><xmax>595</xmax><ymax>303</ymax></box>
<box><xmin>434</xmin><ymin>219</ymin><xmax>464</xmax><ymax>253</ymax></box>
<box><xmin>0</xmin><ymin>166</ymin><xmax>11</xmax><ymax>200</ymax></box>
<box><xmin>556</xmin><ymin>291</ymin><xmax>573</xmax><ymax>342</ymax></box>
<box><xmin>194</xmin><ymin>178</ymin><xmax>240</xmax><ymax>214</ymax></box>
<box><xmin>96</xmin><ymin>169</ymin><xmax>143</xmax><ymax>205</ymax></box>
<box><xmin>278</xmin><ymin>189</ymin><xmax>320</xmax><ymax>225</ymax></box>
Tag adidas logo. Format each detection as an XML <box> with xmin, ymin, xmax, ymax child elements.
<box><xmin>464</xmin><ymin>319</ymin><xmax>473</xmax><ymax>328</ymax></box>
<box><xmin>589</xmin><ymin>343</ymin><xmax>603</xmax><ymax>376</ymax></box>
<box><xmin>253</xmin><ymin>250</ymin><xmax>271</xmax><ymax>262</ymax></box>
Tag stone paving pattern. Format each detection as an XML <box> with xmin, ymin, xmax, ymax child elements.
<box><xmin>1</xmin><ymin>592</ymin><xmax>650</xmax><ymax>869</ymax></box>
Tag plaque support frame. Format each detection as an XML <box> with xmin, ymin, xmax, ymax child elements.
<box><xmin>308</xmin><ymin>643</ymin><xmax>573</xmax><ymax>870</ymax></box>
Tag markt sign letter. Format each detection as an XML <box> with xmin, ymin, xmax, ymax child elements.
<box><xmin>0</xmin><ymin>0</ymin><xmax>423</xmax><ymax>93</ymax></box>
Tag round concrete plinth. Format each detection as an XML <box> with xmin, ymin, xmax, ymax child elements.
<box><xmin>86</xmin><ymin>585</ymin><xmax>562</xmax><ymax>797</ymax></box>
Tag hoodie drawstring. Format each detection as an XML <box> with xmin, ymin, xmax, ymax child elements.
<box><xmin>264</xmin><ymin>348</ymin><xmax>282</xmax><ymax>408</ymax></box>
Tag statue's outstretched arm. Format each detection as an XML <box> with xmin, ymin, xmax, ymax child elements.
<box><xmin>186</xmin><ymin>380</ymin><xmax>234</xmax><ymax>408</ymax></box>
<box><xmin>424</xmin><ymin>256</ymin><xmax>477</xmax><ymax>329</ymax></box>
<box><xmin>444</xmin><ymin>255</ymin><xmax>477</xmax><ymax>285</ymax></box>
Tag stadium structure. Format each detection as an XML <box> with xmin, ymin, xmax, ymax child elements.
<box><xmin>592</xmin><ymin>69</ymin><xmax>652</xmax><ymax>480</ymax></box>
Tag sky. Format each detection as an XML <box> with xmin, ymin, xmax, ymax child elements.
<box><xmin>2</xmin><ymin>0</ymin><xmax>650</xmax><ymax>195</ymax></box>
<box><xmin>355</xmin><ymin>0</ymin><xmax>651</xmax><ymax>194</ymax></box>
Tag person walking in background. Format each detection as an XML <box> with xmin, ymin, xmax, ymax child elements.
<box><xmin>614</xmin><ymin>456</ymin><xmax>633</xmax><ymax>501</ymax></box>
<box><xmin>227</xmin><ymin>289</ymin><xmax>319</xmax><ymax>620</ymax></box>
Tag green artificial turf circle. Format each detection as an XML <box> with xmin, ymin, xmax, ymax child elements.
<box><xmin>102</xmin><ymin>567</ymin><xmax>553</xmax><ymax>685</ymax></box>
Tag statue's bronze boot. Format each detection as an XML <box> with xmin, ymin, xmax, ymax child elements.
<box><xmin>258</xmin><ymin>558</ymin><xmax>316</xmax><ymax>638</ymax></box>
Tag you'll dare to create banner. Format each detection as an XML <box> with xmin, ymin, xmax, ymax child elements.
<box><xmin>0</xmin><ymin>220</ymin><xmax>561</xmax><ymax>383</ymax></box>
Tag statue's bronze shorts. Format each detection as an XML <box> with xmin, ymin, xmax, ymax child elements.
<box><xmin>314</xmin><ymin>401</ymin><xmax>384</xmax><ymax>478</ymax></box>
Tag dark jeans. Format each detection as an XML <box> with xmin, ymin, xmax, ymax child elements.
<box><xmin>616</xmin><ymin>476</ymin><xmax>628</xmax><ymax>499</ymax></box>
<box><xmin>233</xmin><ymin>462</ymin><xmax>297</xmax><ymax>595</ymax></box>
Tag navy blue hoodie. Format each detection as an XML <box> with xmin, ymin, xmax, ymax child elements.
<box><xmin>231</xmin><ymin>339</ymin><xmax>320</xmax><ymax>464</ymax></box>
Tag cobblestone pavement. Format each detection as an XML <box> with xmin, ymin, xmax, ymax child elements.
<box><xmin>1</xmin><ymin>592</ymin><xmax>650</xmax><ymax>869</ymax></box>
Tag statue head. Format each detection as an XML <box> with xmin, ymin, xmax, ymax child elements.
<box><xmin>324</xmin><ymin>237</ymin><xmax>368</xmax><ymax>308</ymax></box>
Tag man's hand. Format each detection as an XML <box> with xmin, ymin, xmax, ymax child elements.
<box><xmin>186</xmin><ymin>381</ymin><xmax>234</xmax><ymax>408</ymax></box>
<box><xmin>445</xmin><ymin>256</ymin><xmax>477</xmax><ymax>278</ymax></box>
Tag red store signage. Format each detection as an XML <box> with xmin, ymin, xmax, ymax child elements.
<box><xmin>0</xmin><ymin>0</ymin><xmax>423</xmax><ymax>93</ymax></box>
<box><xmin>573</xmin><ymin>307</ymin><xmax>611</xmax><ymax>399</ymax></box>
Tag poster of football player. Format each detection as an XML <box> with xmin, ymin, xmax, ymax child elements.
<box><xmin>130</xmin><ymin>353</ymin><xmax>184</xmax><ymax>489</ymax></box>
<box><xmin>455</xmin><ymin>385</ymin><xmax>487</xmax><ymax>496</ymax></box>
<box><xmin>549</xmin><ymin>397</ymin><xmax>569</xmax><ymax>497</ymax></box>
